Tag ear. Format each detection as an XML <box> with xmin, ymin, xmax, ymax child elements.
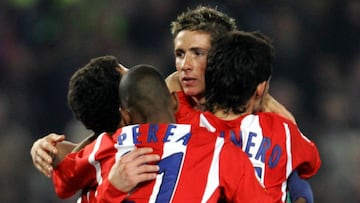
<box><xmin>256</xmin><ymin>81</ymin><xmax>268</xmax><ymax>97</ymax></box>
<box><xmin>119</xmin><ymin>107</ymin><xmax>132</xmax><ymax>125</ymax></box>
<box><xmin>170</xmin><ymin>91</ymin><xmax>179</xmax><ymax>113</ymax></box>
<box><xmin>118</xmin><ymin>109</ymin><xmax>125</xmax><ymax>128</ymax></box>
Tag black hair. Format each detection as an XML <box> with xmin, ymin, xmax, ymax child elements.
<box><xmin>119</xmin><ymin>64</ymin><xmax>172</xmax><ymax>123</ymax></box>
<box><xmin>205</xmin><ymin>31</ymin><xmax>274</xmax><ymax>114</ymax></box>
<box><xmin>67</xmin><ymin>55</ymin><xmax>122</xmax><ymax>134</ymax></box>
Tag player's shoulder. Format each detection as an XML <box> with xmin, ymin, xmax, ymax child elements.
<box><xmin>256</xmin><ymin>112</ymin><xmax>297</xmax><ymax>126</ymax></box>
<box><xmin>259</xmin><ymin>113</ymin><xmax>307</xmax><ymax>141</ymax></box>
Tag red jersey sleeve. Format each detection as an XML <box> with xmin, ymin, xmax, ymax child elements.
<box><xmin>287</xmin><ymin>122</ymin><xmax>321</xmax><ymax>178</ymax></box>
<box><xmin>52</xmin><ymin>148</ymin><xmax>97</xmax><ymax>199</ymax></box>
<box><xmin>52</xmin><ymin>133</ymin><xmax>118</xmax><ymax>200</ymax></box>
<box><xmin>95</xmin><ymin>177</ymin><xmax>128</xmax><ymax>203</ymax></box>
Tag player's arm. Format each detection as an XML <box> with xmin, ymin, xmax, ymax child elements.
<box><xmin>72</xmin><ymin>132</ymin><xmax>98</xmax><ymax>152</ymax></box>
<box><xmin>30</xmin><ymin>133</ymin><xmax>72</xmax><ymax>177</ymax></box>
<box><xmin>287</xmin><ymin>170</ymin><xmax>313</xmax><ymax>203</ymax></box>
<box><xmin>288</xmin><ymin>122</ymin><xmax>321</xmax><ymax>178</ymax></box>
<box><xmin>52</xmin><ymin>140</ymin><xmax>78</xmax><ymax>167</ymax></box>
<box><xmin>54</xmin><ymin>132</ymin><xmax>98</xmax><ymax>165</ymax></box>
<box><xmin>108</xmin><ymin>147</ymin><xmax>159</xmax><ymax>192</ymax></box>
<box><xmin>261</xmin><ymin>93</ymin><xmax>296</xmax><ymax>124</ymax></box>
<box><xmin>285</xmin><ymin>122</ymin><xmax>320</xmax><ymax>203</ymax></box>
<box><xmin>52</xmin><ymin>138</ymin><xmax>101</xmax><ymax>199</ymax></box>
<box><xmin>165</xmin><ymin>71</ymin><xmax>296</xmax><ymax>121</ymax></box>
<box><xmin>31</xmin><ymin>132</ymin><xmax>100</xmax><ymax>177</ymax></box>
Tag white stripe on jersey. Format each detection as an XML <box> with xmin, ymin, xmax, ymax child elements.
<box><xmin>114</xmin><ymin>125</ymin><xmax>137</xmax><ymax>162</ymax></box>
<box><xmin>88</xmin><ymin>132</ymin><xmax>106</xmax><ymax>197</ymax></box>
<box><xmin>154</xmin><ymin>124</ymin><xmax>191</xmax><ymax>203</ymax></box>
<box><xmin>200</xmin><ymin>113</ymin><xmax>216</xmax><ymax>132</ymax></box>
<box><xmin>241</xmin><ymin>115</ymin><xmax>266</xmax><ymax>186</ymax></box>
<box><xmin>281</xmin><ymin>123</ymin><xmax>293</xmax><ymax>202</ymax></box>
<box><xmin>201</xmin><ymin>136</ymin><xmax>225</xmax><ymax>203</ymax></box>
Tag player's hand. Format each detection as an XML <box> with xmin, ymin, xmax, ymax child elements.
<box><xmin>108</xmin><ymin>147</ymin><xmax>160</xmax><ymax>192</ymax></box>
<box><xmin>165</xmin><ymin>71</ymin><xmax>182</xmax><ymax>92</ymax></box>
<box><xmin>293</xmin><ymin>197</ymin><xmax>307</xmax><ymax>203</ymax></box>
<box><xmin>30</xmin><ymin>133</ymin><xmax>65</xmax><ymax>178</ymax></box>
<box><xmin>261</xmin><ymin>94</ymin><xmax>296</xmax><ymax>124</ymax></box>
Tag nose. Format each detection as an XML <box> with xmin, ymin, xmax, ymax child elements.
<box><xmin>180</xmin><ymin>54</ymin><xmax>192</xmax><ymax>71</ymax></box>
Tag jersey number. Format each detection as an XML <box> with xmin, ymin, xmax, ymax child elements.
<box><xmin>155</xmin><ymin>152</ymin><xmax>183</xmax><ymax>203</ymax></box>
<box><xmin>123</xmin><ymin>152</ymin><xmax>184</xmax><ymax>203</ymax></box>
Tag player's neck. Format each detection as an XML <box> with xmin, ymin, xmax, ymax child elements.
<box><xmin>213</xmin><ymin>99</ymin><xmax>255</xmax><ymax>120</ymax></box>
<box><xmin>190</xmin><ymin>96</ymin><xmax>206</xmax><ymax>112</ymax></box>
<box><xmin>213</xmin><ymin>109</ymin><xmax>251</xmax><ymax>120</ymax></box>
<box><xmin>147</xmin><ymin>111</ymin><xmax>176</xmax><ymax>124</ymax></box>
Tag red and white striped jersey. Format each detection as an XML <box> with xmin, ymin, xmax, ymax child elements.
<box><xmin>175</xmin><ymin>91</ymin><xmax>321</xmax><ymax>203</ymax></box>
<box><xmin>53</xmin><ymin>123</ymin><xmax>273</xmax><ymax>203</ymax></box>
<box><xmin>52</xmin><ymin>132</ymin><xmax>117</xmax><ymax>202</ymax></box>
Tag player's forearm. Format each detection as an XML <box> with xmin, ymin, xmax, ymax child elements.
<box><xmin>261</xmin><ymin>94</ymin><xmax>296</xmax><ymax>124</ymax></box>
<box><xmin>52</xmin><ymin>141</ymin><xmax>76</xmax><ymax>167</ymax></box>
<box><xmin>72</xmin><ymin>132</ymin><xmax>97</xmax><ymax>152</ymax></box>
<box><xmin>52</xmin><ymin>133</ymin><xmax>97</xmax><ymax>166</ymax></box>
<box><xmin>288</xmin><ymin>170</ymin><xmax>313</xmax><ymax>203</ymax></box>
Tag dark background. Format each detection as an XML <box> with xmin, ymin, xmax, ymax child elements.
<box><xmin>0</xmin><ymin>0</ymin><xmax>359</xmax><ymax>202</ymax></box>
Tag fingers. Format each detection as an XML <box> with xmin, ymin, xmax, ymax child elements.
<box><xmin>108</xmin><ymin>147</ymin><xmax>160</xmax><ymax>192</ymax></box>
<box><xmin>31</xmin><ymin>142</ymin><xmax>53</xmax><ymax>178</ymax></box>
<box><xmin>30</xmin><ymin>133</ymin><xmax>66</xmax><ymax>178</ymax></box>
<box><xmin>112</xmin><ymin>159</ymin><xmax>159</xmax><ymax>190</ymax></box>
<box><xmin>135</xmin><ymin>164</ymin><xmax>159</xmax><ymax>179</ymax></box>
<box><xmin>34</xmin><ymin>156</ymin><xmax>53</xmax><ymax>178</ymax></box>
<box><xmin>131</xmin><ymin>170</ymin><xmax>158</xmax><ymax>184</ymax></box>
<box><xmin>45</xmin><ymin>133</ymin><xmax>66</xmax><ymax>153</ymax></box>
<box><xmin>121</xmin><ymin>147</ymin><xmax>159</xmax><ymax>164</ymax></box>
<box><xmin>118</xmin><ymin>147</ymin><xmax>160</xmax><ymax>176</ymax></box>
<box><xmin>119</xmin><ymin>152</ymin><xmax>160</xmax><ymax>175</ymax></box>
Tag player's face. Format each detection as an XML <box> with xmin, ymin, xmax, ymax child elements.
<box><xmin>174</xmin><ymin>30</ymin><xmax>211</xmax><ymax>101</ymax></box>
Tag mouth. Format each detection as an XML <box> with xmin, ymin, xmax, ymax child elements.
<box><xmin>181</xmin><ymin>76</ymin><xmax>196</xmax><ymax>86</ymax></box>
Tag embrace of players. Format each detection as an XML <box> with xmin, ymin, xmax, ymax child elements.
<box><xmin>30</xmin><ymin>5</ymin><xmax>321</xmax><ymax>203</ymax></box>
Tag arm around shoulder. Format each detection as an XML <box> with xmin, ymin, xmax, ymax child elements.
<box><xmin>261</xmin><ymin>93</ymin><xmax>296</xmax><ymax>124</ymax></box>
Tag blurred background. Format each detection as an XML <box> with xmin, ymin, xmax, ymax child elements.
<box><xmin>0</xmin><ymin>0</ymin><xmax>359</xmax><ymax>202</ymax></box>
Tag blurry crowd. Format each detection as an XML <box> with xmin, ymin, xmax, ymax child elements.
<box><xmin>0</xmin><ymin>0</ymin><xmax>359</xmax><ymax>202</ymax></box>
